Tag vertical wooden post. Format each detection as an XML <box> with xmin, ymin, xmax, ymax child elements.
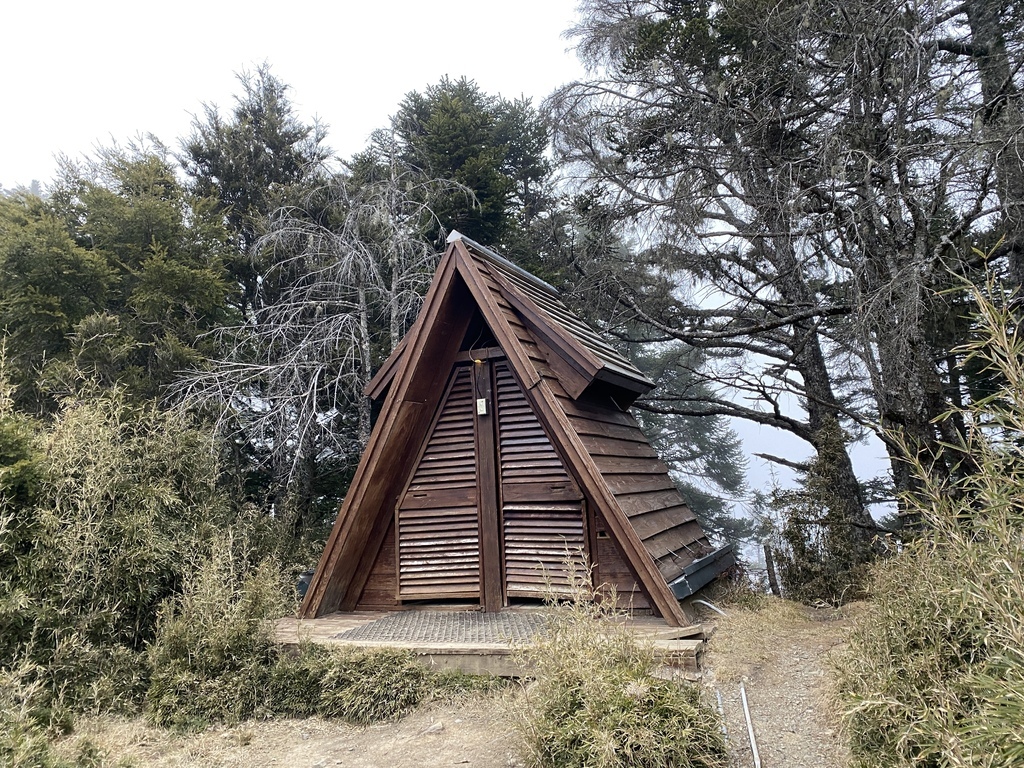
<box><xmin>474</xmin><ymin>360</ymin><xmax>504</xmax><ymax>611</ymax></box>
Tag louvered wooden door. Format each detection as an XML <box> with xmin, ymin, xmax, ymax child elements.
<box><xmin>396</xmin><ymin>366</ymin><xmax>481</xmax><ymax>600</ymax></box>
<box><xmin>494</xmin><ymin>361</ymin><xmax>586</xmax><ymax>598</ymax></box>
<box><xmin>395</xmin><ymin>358</ymin><xmax>587</xmax><ymax>607</ymax></box>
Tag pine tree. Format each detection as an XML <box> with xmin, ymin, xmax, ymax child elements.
<box><xmin>179</xmin><ymin>64</ymin><xmax>330</xmax><ymax>315</ymax></box>
<box><xmin>392</xmin><ymin>77</ymin><xmax>550</xmax><ymax>257</ymax></box>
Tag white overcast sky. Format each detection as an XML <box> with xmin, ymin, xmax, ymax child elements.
<box><xmin>3</xmin><ymin>0</ymin><xmax>587</xmax><ymax>188</ymax></box>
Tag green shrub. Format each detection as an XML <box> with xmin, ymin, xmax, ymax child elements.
<box><xmin>263</xmin><ymin>644</ymin><xmax>431</xmax><ymax>723</ymax></box>
<box><xmin>145</xmin><ymin>542</ymin><xmax>502</xmax><ymax>729</ymax></box>
<box><xmin>269</xmin><ymin>644</ymin><xmax>507</xmax><ymax>724</ymax></box>
<box><xmin>264</xmin><ymin>648</ymin><xmax>328</xmax><ymax>718</ymax></box>
<box><xmin>145</xmin><ymin>538</ymin><xmax>284</xmax><ymax>728</ymax></box>
<box><xmin>316</xmin><ymin>647</ymin><xmax>428</xmax><ymax>724</ymax></box>
<box><xmin>0</xmin><ymin>664</ymin><xmax>75</xmax><ymax>768</ymax></box>
<box><xmin>834</xmin><ymin>283</ymin><xmax>1024</xmax><ymax>767</ymax></box>
<box><xmin>0</xmin><ymin>385</ymin><xmax>268</xmax><ymax>713</ymax></box>
<box><xmin>514</xmin><ymin>572</ymin><xmax>726</xmax><ymax>768</ymax></box>
<box><xmin>766</xmin><ymin>419</ymin><xmax>874</xmax><ymax>605</ymax></box>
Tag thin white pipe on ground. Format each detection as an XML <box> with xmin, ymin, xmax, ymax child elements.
<box><xmin>740</xmin><ymin>681</ymin><xmax>762</xmax><ymax>768</ymax></box>
<box><xmin>692</xmin><ymin>598</ymin><xmax>728</xmax><ymax>617</ymax></box>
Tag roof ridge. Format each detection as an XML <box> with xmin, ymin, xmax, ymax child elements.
<box><xmin>446</xmin><ymin>230</ymin><xmax>560</xmax><ymax>297</ymax></box>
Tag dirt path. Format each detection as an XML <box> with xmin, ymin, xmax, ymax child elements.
<box><xmin>62</xmin><ymin>696</ymin><xmax>522</xmax><ymax>768</ymax></box>
<box><xmin>702</xmin><ymin>599</ymin><xmax>853</xmax><ymax>768</ymax></box>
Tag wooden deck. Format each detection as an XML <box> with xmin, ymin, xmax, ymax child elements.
<box><xmin>274</xmin><ymin>608</ymin><xmax>708</xmax><ymax>678</ymax></box>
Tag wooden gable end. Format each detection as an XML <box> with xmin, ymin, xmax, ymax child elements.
<box><xmin>356</xmin><ymin>346</ymin><xmax>592</xmax><ymax>609</ymax></box>
<box><xmin>361</xmin><ymin>234</ymin><xmax>654</xmax><ymax>406</ymax></box>
<box><xmin>304</xmin><ymin>237</ymin><xmax>714</xmax><ymax>626</ymax></box>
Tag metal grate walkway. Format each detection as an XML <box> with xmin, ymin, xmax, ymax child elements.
<box><xmin>332</xmin><ymin>610</ymin><xmax>547</xmax><ymax>644</ymax></box>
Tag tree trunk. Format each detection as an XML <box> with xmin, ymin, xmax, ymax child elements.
<box><xmin>753</xmin><ymin>168</ymin><xmax>878</xmax><ymax>550</ymax></box>
<box><xmin>764</xmin><ymin>544</ymin><xmax>782</xmax><ymax>597</ymax></box>
<box><xmin>965</xmin><ymin>0</ymin><xmax>1024</xmax><ymax>289</ymax></box>
<box><xmin>357</xmin><ymin>283</ymin><xmax>372</xmax><ymax>448</ymax></box>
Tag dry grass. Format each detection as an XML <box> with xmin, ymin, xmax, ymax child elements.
<box><xmin>833</xmin><ymin>281</ymin><xmax>1024</xmax><ymax>768</ymax></box>
<box><xmin>704</xmin><ymin>597</ymin><xmax>845</xmax><ymax>683</ymax></box>
<box><xmin>51</xmin><ymin>697</ymin><xmax>521</xmax><ymax>768</ymax></box>
<box><xmin>50</xmin><ymin>716</ymin><xmax>270</xmax><ymax>767</ymax></box>
<box><xmin>511</xmin><ymin>569</ymin><xmax>727</xmax><ymax>768</ymax></box>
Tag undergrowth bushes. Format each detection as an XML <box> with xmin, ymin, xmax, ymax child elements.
<box><xmin>0</xmin><ymin>379</ymin><xmax>504</xmax><ymax>754</ymax></box>
<box><xmin>146</xmin><ymin>540</ymin><xmax>504</xmax><ymax>730</ymax></box>
<box><xmin>0</xmin><ymin>388</ymin><xmax>259</xmax><ymax>714</ymax></box>
<box><xmin>514</xmin><ymin>573</ymin><xmax>726</xmax><ymax>768</ymax></box>
<box><xmin>0</xmin><ymin>664</ymin><xmax>74</xmax><ymax>768</ymax></box>
<box><xmin>834</xmin><ymin>285</ymin><xmax>1024</xmax><ymax>768</ymax></box>
<box><xmin>144</xmin><ymin>538</ymin><xmax>286</xmax><ymax>728</ymax></box>
<box><xmin>0</xmin><ymin>368</ymin><xmax>725</xmax><ymax>761</ymax></box>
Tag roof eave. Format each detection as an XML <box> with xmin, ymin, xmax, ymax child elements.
<box><xmin>669</xmin><ymin>543</ymin><xmax>737</xmax><ymax>599</ymax></box>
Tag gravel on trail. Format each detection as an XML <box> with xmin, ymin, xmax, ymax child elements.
<box><xmin>702</xmin><ymin>600</ymin><xmax>854</xmax><ymax>768</ymax></box>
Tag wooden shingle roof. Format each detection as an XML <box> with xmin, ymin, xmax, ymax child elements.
<box><xmin>366</xmin><ymin>233</ymin><xmax>654</xmax><ymax>403</ymax></box>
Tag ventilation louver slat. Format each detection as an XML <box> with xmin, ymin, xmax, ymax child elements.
<box><xmin>494</xmin><ymin>360</ymin><xmax>586</xmax><ymax>597</ymax></box>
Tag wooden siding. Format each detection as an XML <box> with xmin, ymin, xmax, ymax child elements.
<box><xmin>396</xmin><ymin>367</ymin><xmax>481</xmax><ymax>599</ymax></box>
<box><xmin>484</xmin><ymin>282</ymin><xmax>707</xmax><ymax>592</ymax></box>
<box><xmin>475</xmin><ymin>250</ymin><xmax>703</xmax><ymax>606</ymax></box>
<box><xmin>558</xmin><ymin>391</ymin><xmax>710</xmax><ymax>585</ymax></box>
<box><xmin>355</xmin><ymin>519</ymin><xmax>399</xmax><ymax>609</ymax></box>
<box><xmin>302</xmin><ymin>259</ymin><xmax>474</xmax><ymax>617</ymax></box>
<box><xmin>495</xmin><ymin>361</ymin><xmax>574</xmax><ymax>485</ymax></box>
<box><xmin>594</xmin><ymin>516</ymin><xmax>652</xmax><ymax>610</ymax></box>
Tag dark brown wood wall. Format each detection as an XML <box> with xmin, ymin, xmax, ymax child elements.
<box><xmin>594</xmin><ymin>516</ymin><xmax>652</xmax><ymax>610</ymax></box>
<box><xmin>355</xmin><ymin>519</ymin><xmax>399</xmax><ymax>609</ymax></box>
<box><xmin>304</xmin><ymin>263</ymin><xmax>475</xmax><ymax>617</ymax></box>
<box><xmin>471</xmin><ymin>255</ymin><xmax>665</xmax><ymax>606</ymax></box>
<box><xmin>560</xmin><ymin>393</ymin><xmax>708</xmax><ymax>584</ymax></box>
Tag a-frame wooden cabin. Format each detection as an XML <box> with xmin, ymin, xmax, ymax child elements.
<box><xmin>300</xmin><ymin>234</ymin><xmax>727</xmax><ymax>626</ymax></box>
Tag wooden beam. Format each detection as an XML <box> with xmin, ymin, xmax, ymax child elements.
<box><xmin>363</xmin><ymin>335</ymin><xmax>407</xmax><ymax>400</ymax></box>
<box><xmin>474</xmin><ymin>361</ymin><xmax>503</xmax><ymax>611</ymax></box>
